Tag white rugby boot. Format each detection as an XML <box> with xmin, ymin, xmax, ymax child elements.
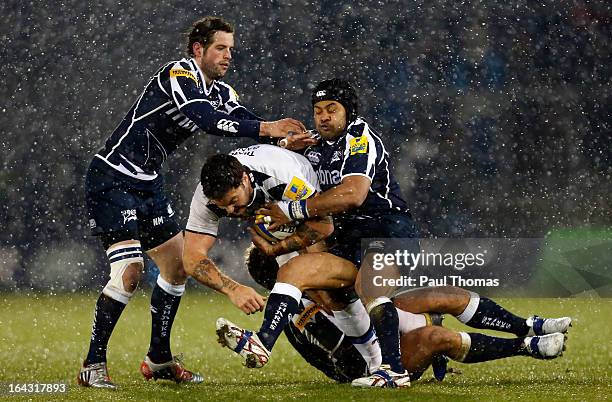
<box><xmin>524</xmin><ymin>333</ymin><xmax>566</xmax><ymax>359</ymax></box>
<box><xmin>526</xmin><ymin>315</ymin><xmax>572</xmax><ymax>336</ymax></box>
<box><xmin>351</xmin><ymin>364</ymin><xmax>411</xmax><ymax>388</ymax></box>
<box><xmin>216</xmin><ymin>317</ymin><xmax>271</xmax><ymax>368</ymax></box>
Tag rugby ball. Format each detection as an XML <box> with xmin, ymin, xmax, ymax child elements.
<box><xmin>253</xmin><ymin>215</ymin><xmax>297</xmax><ymax>242</ymax></box>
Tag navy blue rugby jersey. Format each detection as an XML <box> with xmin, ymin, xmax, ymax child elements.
<box><xmin>95</xmin><ymin>58</ymin><xmax>261</xmax><ymax>180</ymax></box>
<box><xmin>304</xmin><ymin>117</ymin><xmax>408</xmax><ymax>222</ymax></box>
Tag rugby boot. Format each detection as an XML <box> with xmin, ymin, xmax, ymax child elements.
<box><xmin>77</xmin><ymin>361</ymin><xmax>117</xmax><ymax>389</ymax></box>
<box><xmin>140</xmin><ymin>354</ymin><xmax>203</xmax><ymax>383</ymax></box>
<box><xmin>216</xmin><ymin>317</ymin><xmax>271</xmax><ymax>368</ymax></box>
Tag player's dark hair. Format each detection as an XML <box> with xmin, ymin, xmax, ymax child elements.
<box><xmin>200</xmin><ymin>154</ymin><xmax>245</xmax><ymax>200</ymax></box>
<box><xmin>245</xmin><ymin>244</ymin><xmax>279</xmax><ymax>291</ymax></box>
<box><xmin>186</xmin><ymin>16</ymin><xmax>234</xmax><ymax>57</ymax></box>
<box><xmin>311</xmin><ymin>78</ymin><xmax>359</xmax><ymax>123</ymax></box>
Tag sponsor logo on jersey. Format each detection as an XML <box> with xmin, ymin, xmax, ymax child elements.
<box><xmin>170</xmin><ymin>68</ymin><xmax>199</xmax><ymax>85</ymax></box>
<box><xmin>89</xmin><ymin>219</ymin><xmax>97</xmax><ymax>229</ymax></box>
<box><xmin>121</xmin><ymin>209</ymin><xmax>137</xmax><ymax>224</ymax></box>
<box><xmin>284</xmin><ymin>177</ymin><xmax>315</xmax><ymax>200</ymax></box>
<box><xmin>349</xmin><ymin>136</ymin><xmax>368</xmax><ymax>155</ymax></box>
<box><xmin>305</xmin><ymin>150</ymin><xmax>320</xmax><ymax>164</ymax></box>
<box><xmin>217</xmin><ymin>119</ymin><xmax>238</xmax><ymax>133</ymax></box>
<box><xmin>294</xmin><ymin>304</ymin><xmax>321</xmax><ymax>332</ymax></box>
<box><xmin>317</xmin><ymin>169</ymin><xmax>341</xmax><ymax>186</ymax></box>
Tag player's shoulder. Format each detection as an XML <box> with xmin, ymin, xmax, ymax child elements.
<box><xmin>343</xmin><ymin>117</ymin><xmax>381</xmax><ymax>155</ymax></box>
<box><xmin>346</xmin><ymin>117</ymin><xmax>372</xmax><ymax>138</ymax></box>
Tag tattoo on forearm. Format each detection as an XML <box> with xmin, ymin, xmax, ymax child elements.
<box><xmin>192</xmin><ymin>258</ymin><xmax>237</xmax><ymax>292</ymax></box>
<box><xmin>277</xmin><ymin>224</ymin><xmax>323</xmax><ymax>254</ymax></box>
<box><xmin>221</xmin><ymin>275</ymin><xmax>239</xmax><ymax>291</ymax></box>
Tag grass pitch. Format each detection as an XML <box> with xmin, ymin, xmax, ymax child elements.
<box><xmin>0</xmin><ymin>292</ymin><xmax>610</xmax><ymax>401</ymax></box>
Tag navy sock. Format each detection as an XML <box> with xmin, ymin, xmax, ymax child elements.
<box><xmin>369</xmin><ymin>301</ymin><xmax>405</xmax><ymax>373</ymax></box>
<box><xmin>256</xmin><ymin>292</ymin><xmax>299</xmax><ymax>351</ymax></box>
<box><xmin>462</xmin><ymin>333</ymin><xmax>527</xmax><ymax>363</ymax></box>
<box><xmin>466</xmin><ymin>297</ymin><xmax>528</xmax><ymax>336</ymax></box>
<box><xmin>147</xmin><ymin>283</ymin><xmax>182</xmax><ymax>363</ymax></box>
<box><xmin>85</xmin><ymin>293</ymin><xmax>126</xmax><ymax>365</ymax></box>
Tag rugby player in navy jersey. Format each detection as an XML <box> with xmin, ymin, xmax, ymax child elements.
<box><xmin>78</xmin><ymin>16</ymin><xmax>310</xmax><ymax>389</ymax></box>
<box><xmin>244</xmin><ymin>78</ymin><xmax>417</xmax><ymax>387</ymax></box>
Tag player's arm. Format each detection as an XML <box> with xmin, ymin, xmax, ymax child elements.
<box><xmin>183</xmin><ymin>231</ymin><xmax>266</xmax><ymax>314</ymax></box>
<box><xmin>249</xmin><ymin>215</ymin><xmax>334</xmax><ymax>257</ymax></box>
<box><xmin>167</xmin><ymin>65</ymin><xmax>304</xmax><ymax>138</ymax></box>
<box><xmin>258</xmin><ymin>131</ymin><xmax>374</xmax><ymax>228</ymax></box>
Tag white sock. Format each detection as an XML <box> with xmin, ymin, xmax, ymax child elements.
<box><xmin>332</xmin><ymin>300</ymin><xmax>382</xmax><ymax>372</ymax></box>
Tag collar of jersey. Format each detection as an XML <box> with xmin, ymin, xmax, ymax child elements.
<box><xmin>189</xmin><ymin>58</ymin><xmax>214</xmax><ymax>96</ymax></box>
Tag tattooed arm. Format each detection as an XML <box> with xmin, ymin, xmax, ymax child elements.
<box><xmin>183</xmin><ymin>231</ymin><xmax>266</xmax><ymax>314</ymax></box>
<box><xmin>248</xmin><ymin>215</ymin><xmax>334</xmax><ymax>256</ymax></box>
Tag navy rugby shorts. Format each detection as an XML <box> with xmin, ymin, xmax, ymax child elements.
<box><xmin>85</xmin><ymin>157</ymin><xmax>181</xmax><ymax>250</ymax></box>
<box><xmin>327</xmin><ymin>212</ymin><xmax>420</xmax><ymax>270</ymax></box>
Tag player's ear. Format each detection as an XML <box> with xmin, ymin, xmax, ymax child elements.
<box><xmin>192</xmin><ymin>42</ymin><xmax>203</xmax><ymax>58</ymax></box>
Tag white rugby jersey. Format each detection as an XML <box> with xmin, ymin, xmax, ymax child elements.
<box><xmin>95</xmin><ymin>58</ymin><xmax>262</xmax><ymax>180</ymax></box>
<box><xmin>186</xmin><ymin>144</ymin><xmax>320</xmax><ymax>236</ymax></box>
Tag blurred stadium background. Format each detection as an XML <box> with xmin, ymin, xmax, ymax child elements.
<box><xmin>0</xmin><ymin>1</ymin><xmax>610</xmax><ymax>293</ymax></box>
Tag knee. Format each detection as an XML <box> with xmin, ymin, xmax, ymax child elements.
<box><xmin>122</xmin><ymin>262</ymin><xmax>144</xmax><ymax>292</ymax></box>
<box><xmin>103</xmin><ymin>243</ymin><xmax>144</xmax><ymax>304</ymax></box>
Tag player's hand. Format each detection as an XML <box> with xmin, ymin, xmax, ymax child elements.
<box><xmin>227</xmin><ymin>283</ymin><xmax>267</xmax><ymax>315</ymax></box>
<box><xmin>256</xmin><ymin>203</ymin><xmax>292</xmax><ymax>230</ymax></box>
<box><xmin>261</xmin><ymin>118</ymin><xmax>306</xmax><ymax>138</ymax></box>
<box><xmin>281</xmin><ymin>132</ymin><xmax>318</xmax><ymax>151</ymax></box>
<box><xmin>248</xmin><ymin>227</ymin><xmax>277</xmax><ymax>256</ymax></box>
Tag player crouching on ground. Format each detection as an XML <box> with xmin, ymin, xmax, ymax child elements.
<box><xmin>245</xmin><ymin>245</ymin><xmax>571</xmax><ymax>383</ymax></box>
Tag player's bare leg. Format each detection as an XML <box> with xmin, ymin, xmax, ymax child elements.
<box><xmin>400</xmin><ymin>325</ymin><xmax>567</xmax><ymax>381</ymax></box>
<box><xmin>79</xmin><ymin>240</ymin><xmax>144</xmax><ymax>389</ymax></box>
<box><xmin>393</xmin><ymin>286</ymin><xmax>572</xmax><ymax>336</ymax></box>
<box><xmin>140</xmin><ymin>232</ymin><xmax>203</xmax><ymax>383</ymax></box>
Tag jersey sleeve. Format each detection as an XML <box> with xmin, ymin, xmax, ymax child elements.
<box><xmin>339</xmin><ymin>123</ymin><xmax>378</xmax><ymax>182</ymax></box>
<box><xmin>185</xmin><ymin>182</ymin><xmax>221</xmax><ymax>236</ymax></box>
<box><xmin>166</xmin><ymin>62</ymin><xmax>260</xmax><ymax>139</ymax></box>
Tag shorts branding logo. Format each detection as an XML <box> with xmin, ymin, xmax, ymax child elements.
<box><xmin>121</xmin><ymin>209</ymin><xmax>137</xmax><ymax>224</ymax></box>
<box><xmin>217</xmin><ymin>119</ymin><xmax>238</xmax><ymax>133</ymax></box>
<box><xmin>153</xmin><ymin>216</ymin><xmax>164</xmax><ymax>226</ymax></box>
<box><xmin>167</xmin><ymin>204</ymin><xmax>174</xmax><ymax>217</ymax></box>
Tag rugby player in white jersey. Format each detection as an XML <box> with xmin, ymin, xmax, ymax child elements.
<box><xmin>184</xmin><ymin>144</ymin><xmax>386</xmax><ymax>373</ymax></box>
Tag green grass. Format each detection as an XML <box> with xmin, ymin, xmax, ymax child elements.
<box><xmin>0</xmin><ymin>292</ymin><xmax>610</xmax><ymax>401</ymax></box>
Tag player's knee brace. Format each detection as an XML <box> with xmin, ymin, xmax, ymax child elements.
<box><xmin>102</xmin><ymin>243</ymin><xmax>144</xmax><ymax>304</ymax></box>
